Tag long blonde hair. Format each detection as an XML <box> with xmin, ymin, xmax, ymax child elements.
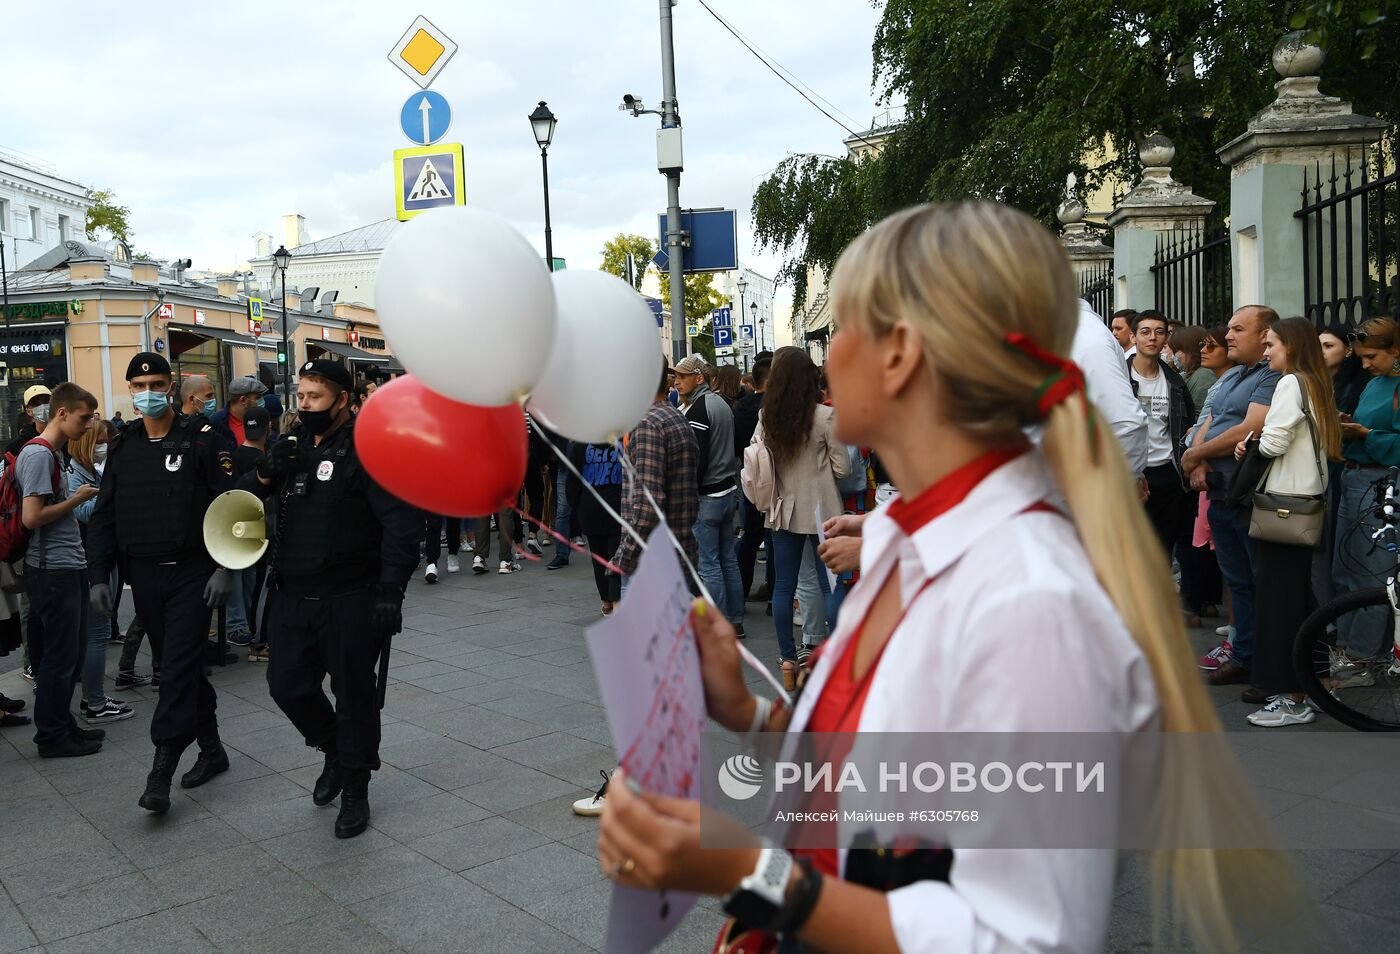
<box><xmin>830</xmin><ymin>202</ymin><xmax>1310</xmax><ymax>951</ymax></box>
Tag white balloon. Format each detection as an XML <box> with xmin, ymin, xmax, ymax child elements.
<box><xmin>529</xmin><ymin>271</ymin><xmax>664</xmax><ymax>443</ymax></box>
<box><xmin>374</xmin><ymin>207</ymin><xmax>556</xmax><ymax>406</ymax></box>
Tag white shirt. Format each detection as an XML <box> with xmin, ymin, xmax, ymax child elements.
<box><xmin>1259</xmin><ymin>374</ymin><xmax>1327</xmax><ymax>496</ymax></box>
<box><xmin>1073</xmin><ymin>301</ymin><xmax>1150</xmax><ymax>476</ymax></box>
<box><xmin>785</xmin><ymin>453</ymin><xmax>1159</xmax><ymax>953</ymax></box>
<box><xmin>1129</xmin><ymin>363</ymin><xmax>1173</xmax><ymax>467</ymax></box>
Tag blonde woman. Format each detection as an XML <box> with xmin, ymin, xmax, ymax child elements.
<box><xmin>596</xmin><ymin>203</ymin><xmax>1306</xmax><ymax>952</ymax></box>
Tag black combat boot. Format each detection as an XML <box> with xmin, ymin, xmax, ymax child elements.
<box><xmin>334</xmin><ymin>769</ymin><xmax>371</xmax><ymax>839</ymax></box>
<box><xmin>313</xmin><ymin>745</ymin><xmax>342</xmax><ymax>807</ymax></box>
<box><xmin>139</xmin><ymin>745</ymin><xmax>183</xmax><ymax>814</ymax></box>
<box><xmin>180</xmin><ymin>734</ymin><xmax>230</xmax><ymax>789</ymax></box>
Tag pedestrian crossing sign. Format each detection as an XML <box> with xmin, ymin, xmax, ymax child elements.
<box><xmin>394</xmin><ymin>143</ymin><xmax>465</xmax><ymax>220</ymax></box>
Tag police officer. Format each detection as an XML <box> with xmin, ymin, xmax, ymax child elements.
<box><xmin>243</xmin><ymin>359</ymin><xmax>418</xmax><ymax>839</ymax></box>
<box><xmin>88</xmin><ymin>352</ymin><xmax>237</xmax><ymax>814</ymax></box>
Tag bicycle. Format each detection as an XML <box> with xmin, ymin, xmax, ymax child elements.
<box><xmin>1293</xmin><ymin>466</ymin><xmax>1400</xmax><ymax>730</ymax></box>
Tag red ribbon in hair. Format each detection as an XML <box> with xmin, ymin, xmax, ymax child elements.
<box><xmin>1002</xmin><ymin>332</ymin><xmax>1088</xmax><ymax>417</ymax></box>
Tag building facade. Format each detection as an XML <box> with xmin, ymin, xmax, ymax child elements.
<box><xmin>250</xmin><ymin>216</ymin><xmax>398</xmax><ymax>308</ymax></box>
<box><xmin>0</xmin><ymin>148</ymin><xmax>93</xmax><ymax>270</ymax></box>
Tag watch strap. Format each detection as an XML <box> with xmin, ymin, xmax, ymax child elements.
<box><xmin>771</xmin><ymin>856</ymin><xmax>823</xmax><ymax>936</ymax></box>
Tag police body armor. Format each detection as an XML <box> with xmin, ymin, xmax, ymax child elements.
<box><xmin>111</xmin><ymin>412</ymin><xmax>202</xmax><ymax>552</ymax></box>
<box><xmin>275</xmin><ymin>420</ymin><xmax>381</xmax><ymax>581</ymax></box>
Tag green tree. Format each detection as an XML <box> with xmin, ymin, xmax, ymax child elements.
<box><xmin>84</xmin><ymin>188</ymin><xmax>132</xmax><ymax>242</ymax></box>
<box><xmin>599</xmin><ymin>233</ymin><xmax>655</xmax><ymax>291</ymax></box>
<box><xmin>753</xmin><ymin>1</ymin><xmax>1400</xmax><ymax>307</ymax></box>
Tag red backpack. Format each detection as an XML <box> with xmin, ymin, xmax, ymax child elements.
<box><xmin>0</xmin><ymin>438</ymin><xmax>61</xmax><ymax>563</ymax></box>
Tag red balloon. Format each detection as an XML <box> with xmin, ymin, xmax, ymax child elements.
<box><xmin>355</xmin><ymin>375</ymin><xmax>526</xmax><ymax>516</ymax></box>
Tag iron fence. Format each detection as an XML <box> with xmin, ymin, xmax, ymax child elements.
<box><xmin>1296</xmin><ymin>139</ymin><xmax>1399</xmax><ymax>328</ymax></box>
<box><xmin>1151</xmin><ymin>226</ymin><xmax>1232</xmax><ymax>326</ymax></box>
<box><xmin>1078</xmin><ymin>259</ymin><xmax>1114</xmax><ymax>321</ymax></box>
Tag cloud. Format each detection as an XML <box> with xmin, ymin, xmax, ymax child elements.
<box><xmin>1</xmin><ymin>0</ymin><xmax>883</xmax><ymax>308</ymax></box>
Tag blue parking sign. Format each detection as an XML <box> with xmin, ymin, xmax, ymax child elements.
<box><xmin>715</xmin><ymin>326</ymin><xmax>735</xmax><ymax>348</ymax></box>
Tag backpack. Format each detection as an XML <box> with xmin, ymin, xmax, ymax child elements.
<box><xmin>0</xmin><ymin>438</ymin><xmax>61</xmax><ymax>563</ymax></box>
<box><xmin>741</xmin><ymin>428</ymin><xmax>780</xmax><ymax>514</ymax></box>
<box><xmin>837</xmin><ymin>445</ymin><xmax>869</xmax><ymax>496</ymax></box>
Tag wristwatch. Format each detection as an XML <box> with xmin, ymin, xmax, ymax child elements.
<box><xmin>722</xmin><ymin>846</ymin><xmax>795</xmax><ymax>931</ymax></box>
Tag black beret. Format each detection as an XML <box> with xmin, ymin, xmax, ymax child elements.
<box><xmin>299</xmin><ymin>359</ymin><xmax>353</xmax><ymax>391</ymax></box>
<box><xmin>126</xmin><ymin>352</ymin><xmax>171</xmax><ymax>380</ymax></box>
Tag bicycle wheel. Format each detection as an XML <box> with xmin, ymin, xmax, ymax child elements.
<box><xmin>1294</xmin><ymin>587</ymin><xmax>1400</xmax><ymax>731</ymax></box>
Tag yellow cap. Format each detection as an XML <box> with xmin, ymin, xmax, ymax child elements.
<box><xmin>22</xmin><ymin>385</ymin><xmax>51</xmax><ymax>407</ymax></box>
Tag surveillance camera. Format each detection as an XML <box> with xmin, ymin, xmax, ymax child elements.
<box><xmin>619</xmin><ymin>93</ymin><xmax>643</xmax><ymax>113</ymax></box>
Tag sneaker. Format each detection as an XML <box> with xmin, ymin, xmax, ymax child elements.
<box><xmin>526</xmin><ymin>538</ymin><xmax>543</xmax><ymax>556</ymax></box>
<box><xmin>151</xmin><ymin>671</ymin><xmax>161</xmax><ymax>689</ymax></box>
<box><xmin>227</xmin><ymin>627</ymin><xmax>254</xmax><ymax>647</ymax></box>
<box><xmin>20</xmin><ymin>665</ymin><xmax>34</xmax><ymax>683</ymax></box>
<box><xmin>546</xmin><ymin>556</ymin><xmax>569</xmax><ymax>570</ymax></box>
<box><xmin>1198</xmin><ymin>640</ymin><xmax>1233</xmax><ymax>672</ymax></box>
<box><xmin>81</xmin><ymin>698</ymin><xmax>135</xmax><ymax>724</ymax></box>
<box><xmin>572</xmin><ymin>770</ymin><xmax>611</xmax><ymax>817</ymax></box>
<box><xmin>114</xmin><ymin>671</ymin><xmax>149</xmax><ymax>690</ymax></box>
<box><xmin>1331</xmin><ymin>655</ymin><xmax>1377</xmax><ymax>690</ymax></box>
<box><xmin>1247</xmin><ymin>696</ymin><xmax>1316</xmax><ymax>727</ymax></box>
<box><xmin>247</xmin><ymin>644</ymin><xmax>270</xmax><ymax>663</ymax></box>
<box><xmin>1215</xmin><ymin>624</ymin><xmax>1234</xmax><ymax>638</ymax></box>
<box><xmin>472</xmin><ymin>556</ymin><xmax>487</xmax><ymax>575</ymax></box>
<box><xmin>424</xmin><ymin>563</ymin><xmax>438</xmax><ymax>584</ymax></box>
<box><xmin>446</xmin><ymin>555</ymin><xmax>460</xmax><ymax>574</ymax></box>
<box><xmin>538</xmin><ymin>534</ymin><xmax>553</xmax><ymax>549</ymax></box>
<box><xmin>498</xmin><ymin>561</ymin><xmax>520</xmax><ymax>574</ymax></box>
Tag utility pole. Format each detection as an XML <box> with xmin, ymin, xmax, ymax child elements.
<box><xmin>658</xmin><ymin>0</ymin><xmax>686</xmax><ymax>365</ymax></box>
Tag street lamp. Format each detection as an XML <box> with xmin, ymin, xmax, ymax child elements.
<box><xmin>751</xmin><ymin>300</ymin><xmax>760</xmax><ymax>352</ymax></box>
<box><xmin>273</xmin><ymin>244</ymin><xmax>291</xmax><ymax>409</ymax></box>
<box><xmin>529</xmin><ymin>101</ymin><xmax>557</xmax><ymax>271</ymax></box>
<box><xmin>735</xmin><ymin>275</ymin><xmax>748</xmax><ymax>371</ymax></box>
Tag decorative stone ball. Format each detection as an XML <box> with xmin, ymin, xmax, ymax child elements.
<box><xmin>1056</xmin><ymin>198</ymin><xmax>1086</xmax><ymax>225</ymax></box>
<box><xmin>1139</xmin><ymin>134</ymin><xmax>1175</xmax><ymax>168</ymax></box>
<box><xmin>1272</xmin><ymin>31</ymin><xmax>1325</xmax><ymax>78</ymax></box>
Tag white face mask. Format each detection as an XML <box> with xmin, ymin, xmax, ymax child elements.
<box><xmin>31</xmin><ymin>403</ymin><xmax>50</xmax><ymax>424</ymax></box>
<box><xmin>92</xmin><ymin>444</ymin><xmax>108</xmax><ymax>466</ymax></box>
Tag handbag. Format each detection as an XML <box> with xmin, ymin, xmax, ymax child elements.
<box><xmin>1225</xmin><ymin>439</ymin><xmax>1271</xmax><ymax>508</ymax></box>
<box><xmin>1248</xmin><ymin>383</ymin><xmax>1327</xmax><ymax>547</ymax></box>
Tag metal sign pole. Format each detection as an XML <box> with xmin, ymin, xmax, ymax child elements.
<box><xmin>658</xmin><ymin>0</ymin><xmax>686</xmax><ymax>364</ymax></box>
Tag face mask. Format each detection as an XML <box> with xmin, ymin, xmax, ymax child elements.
<box><xmin>31</xmin><ymin>404</ymin><xmax>49</xmax><ymax>424</ymax></box>
<box><xmin>202</xmin><ymin>397</ymin><xmax>218</xmax><ymax>416</ymax></box>
<box><xmin>93</xmin><ymin>444</ymin><xmax>108</xmax><ymax>465</ymax></box>
<box><xmin>133</xmin><ymin>390</ymin><xmax>170</xmax><ymax>418</ymax></box>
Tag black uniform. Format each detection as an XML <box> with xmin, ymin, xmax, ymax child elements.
<box><xmin>241</xmin><ymin>416</ymin><xmax>419</xmax><ymax>772</ymax></box>
<box><xmin>88</xmin><ymin>412</ymin><xmax>236</xmax><ymax>750</ymax></box>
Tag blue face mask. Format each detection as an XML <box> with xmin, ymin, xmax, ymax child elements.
<box><xmin>133</xmin><ymin>390</ymin><xmax>170</xmax><ymax>418</ymax></box>
<box><xmin>202</xmin><ymin>397</ymin><xmax>217</xmax><ymax>416</ymax></box>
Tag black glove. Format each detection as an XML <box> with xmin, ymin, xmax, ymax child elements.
<box><xmin>203</xmin><ymin>568</ymin><xmax>233</xmax><ymax>609</ymax></box>
<box><xmin>89</xmin><ymin>582</ymin><xmax>113</xmax><ymax>615</ymax></box>
<box><xmin>372</xmin><ymin>584</ymin><xmax>404</xmax><ymax>636</ymax></box>
<box><xmin>258</xmin><ymin>435</ymin><xmax>299</xmax><ymax>482</ymax></box>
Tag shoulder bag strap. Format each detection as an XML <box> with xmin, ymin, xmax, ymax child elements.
<box><xmin>1296</xmin><ymin>378</ymin><xmax>1325</xmax><ymax>485</ymax></box>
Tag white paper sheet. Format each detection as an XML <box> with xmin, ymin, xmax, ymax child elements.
<box><xmin>585</xmin><ymin>518</ymin><xmax>709</xmax><ymax>954</ymax></box>
<box><xmin>813</xmin><ymin>505</ymin><xmax>838</xmax><ymax>591</ymax></box>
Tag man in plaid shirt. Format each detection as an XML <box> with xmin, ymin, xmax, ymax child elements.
<box><xmin>614</xmin><ymin>358</ymin><xmax>699</xmax><ymax>580</ymax></box>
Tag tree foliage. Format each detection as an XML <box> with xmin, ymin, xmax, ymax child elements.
<box><xmin>598</xmin><ymin>232</ymin><xmax>726</xmax><ymax>359</ymax></box>
<box><xmin>84</xmin><ymin>188</ymin><xmax>132</xmax><ymax>242</ymax></box>
<box><xmin>599</xmin><ymin>233</ymin><xmax>654</xmax><ymax>291</ymax></box>
<box><xmin>753</xmin><ymin>1</ymin><xmax>1400</xmax><ymax>307</ymax></box>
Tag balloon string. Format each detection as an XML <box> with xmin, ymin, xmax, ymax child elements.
<box><xmin>511</xmin><ymin>505</ymin><xmax>626</xmax><ymax>576</ymax></box>
<box><xmin>613</xmin><ymin>440</ymin><xmax>792</xmax><ymax>706</ymax></box>
<box><xmin>526</xmin><ymin>417</ymin><xmax>647</xmax><ymax>551</ymax></box>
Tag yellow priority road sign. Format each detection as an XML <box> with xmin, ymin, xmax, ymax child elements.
<box><xmin>388</xmin><ymin>16</ymin><xmax>458</xmax><ymax>89</ymax></box>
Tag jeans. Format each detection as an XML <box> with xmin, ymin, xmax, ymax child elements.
<box><xmin>737</xmin><ymin>498</ymin><xmax>768</xmax><ymax>598</ymax></box>
<box><xmin>26</xmin><ymin>566</ymin><xmax>87</xmax><ymax>748</ymax></box>
<box><xmin>695</xmin><ymin>490</ymin><xmax>743</xmax><ymax>625</ymax></box>
<box><xmin>82</xmin><ymin>570</ymin><xmax>117</xmax><ymax>708</ymax></box>
<box><xmin>1207</xmin><ymin>501</ymin><xmax>1257</xmax><ymax>666</ymax></box>
<box><xmin>425</xmin><ymin>514</ymin><xmax>462</xmax><ymax>566</ymax></box>
<box><xmin>796</xmin><ymin>546</ymin><xmax>828</xmax><ymax>646</ymax></box>
<box><xmin>772</xmin><ymin>531</ymin><xmax>830</xmax><ymax>662</ymax></box>
<box><xmin>551</xmin><ymin>469</ymin><xmax>572</xmax><ymax>563</ymax></box>
<box><xmin>1334</xmin><ymin>467</ymin><xmax>1395</xmax><ymax>658</ymax></box>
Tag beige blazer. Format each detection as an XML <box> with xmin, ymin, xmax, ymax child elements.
<box><xmin>749</xmin><ymin>404</ymin><xmax>849</xmax><ymax>534</ymax></box>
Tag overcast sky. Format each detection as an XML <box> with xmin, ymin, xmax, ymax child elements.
<box><xmin>2</xmin><ymin>1</ymin><xmax>886</xmax><ymax>333</ymax></box>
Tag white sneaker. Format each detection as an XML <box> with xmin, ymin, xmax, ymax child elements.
<box><xmin>446</xmin><ymin>555</ymin><xmax>460</xmax><ymax>574</ymax></box>
<box><xmin>1331</xmin><ymin>655</ymin><xmax>1377</xmax><ymax>689</ymax></box>
<box><xmin>498</xmin><ymin>561</ymin><xmax>520</xmax><ymax>574</ymax></box>
<box><xmin>472</xmin><ymin>556</ymin><xmax>487</xmax><ymax>575</ymax></box>
<box><xmin>424</xmin><ymin>563</ymin><xmax>438</xmax><ymax>584</ymax></box>
<box><xmin>1247</xmin><ymin>697</ymin><xmax>1316</xmax><ymax>727</ymax></box>
<box><xmin>572</xmin><ymin>770</ymin><xmax>610</xmax><ymax>817</ymax></box>
<box><xmin>1215</xmin><ymin>624</ymin><xmax>1233</xmax><ymax>638</ymax></box>
<box><xmin>525</xmin><ymin>538</ymin><xmax>543</xmax><ymax>555</ymax></box>
<box><xmin>537</xmin><ymin>534</ymin><xmax>553</xmax><ymax>549</ymax></box>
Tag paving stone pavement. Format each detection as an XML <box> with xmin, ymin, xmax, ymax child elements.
<box><xmin>1</xmin><ymin>549</ymin><xmax>1397</xmax><ymax>953</ymax></box>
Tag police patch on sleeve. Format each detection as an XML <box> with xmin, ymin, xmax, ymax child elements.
<box><xmin>220</xmin><ymin>456</ymin><xmax>233</xmax><ymax>475</ymax></box>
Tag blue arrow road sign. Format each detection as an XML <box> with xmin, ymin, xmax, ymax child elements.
<box><xmin>715</xmin><ymin>326</ymin><xmax>735</xmax><ymax>348</ymax></box>
<box><xmin>710</xmin><ymin>306</ymin><xmax>732</xmax><ymax>329</ymax></box>
<box><xmin>400</xmin><ymin>90</ymin><xmax>452</xmax><ymax>146</ymax></box>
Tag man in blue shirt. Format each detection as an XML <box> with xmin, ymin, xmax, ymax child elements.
<box><xmin>1180</xmin><ymin>305</ymin><xmax>1280</xmax><ymax>686</ymax></box>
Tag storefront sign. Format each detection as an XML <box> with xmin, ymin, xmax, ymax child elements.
<box><xmin>194</xmin><ymin>309</ymin><xmax>207</xmax><ymax>326</ymax></box>
<box><xmin>157</xmin><ymin>303</ymin><xmax>174</xmax><ymax>323</ymax></box>
<box><xmin>357</xmin><ymin>335</ymin><xmax>387</xmax><ymax>351</ymax></box>
<box><xmin>321</xmin><ymin>327</ymin><xmax>332</xmax><ymax>341</ymax></box>
<box><xmin>1</xmin><ymin>301</ymin><xmax>80</xmax><ymax>320</ymax></box>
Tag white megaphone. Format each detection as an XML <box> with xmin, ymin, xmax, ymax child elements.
<box><xmin>203</xmin><ymin>489</ymin><xmax>269</xmax><ymax>570</ymax></box>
